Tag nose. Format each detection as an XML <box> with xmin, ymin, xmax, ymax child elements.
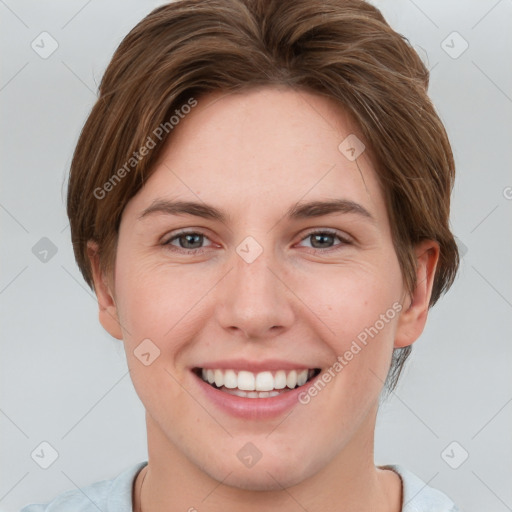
<box><xmin>215</xmin><ymin>244</ymin><xmax>295</xmax><ymax>340</ymax></box>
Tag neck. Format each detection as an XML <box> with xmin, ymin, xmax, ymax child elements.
<box><xmin>135</xmin><ymin>409</ymin><xmax>401</xmax><ymax>512</ymax></box>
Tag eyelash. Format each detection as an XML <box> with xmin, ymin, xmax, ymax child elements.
<box><xmin>162</xmin><ymin>229</ymin><xmax>351</xmax><ymax>255</ymax></box>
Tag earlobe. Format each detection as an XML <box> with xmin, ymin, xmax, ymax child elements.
<box><xmin>394</xmin><ymin>240</ymin><xmax>439</xmax><ymax>348</ymax></box>
<box><xmin>87</xmin><ymin>241</ymin><xmax>123</xmax><ymax>340</ymax></box>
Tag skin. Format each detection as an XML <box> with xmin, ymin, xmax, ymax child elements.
<box><xmin>88</xmin><ymin>86</ymin><xmax>439</xmax><ymax>512</ymax></box>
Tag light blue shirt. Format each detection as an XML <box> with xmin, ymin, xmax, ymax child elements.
<box><xmin>20</xmin><ymin>462</ymin><xmax>460</xmax><ymax>511</ymax></box>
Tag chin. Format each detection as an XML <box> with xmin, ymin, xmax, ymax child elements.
<box><xmin>222</xmin><ymin>469</ymin><xmax>303</xmax><ymax>492</ymax></box>
<box><xmin>204</xmin><ymin>453</ymin><xmax>315</xmax><ymax>491</ymax></box>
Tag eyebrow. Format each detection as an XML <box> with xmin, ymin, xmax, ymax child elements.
<box><xmin>139</xmin><ymin>198</ymin><xmax>374</xmax><ymax>223</ymax></box>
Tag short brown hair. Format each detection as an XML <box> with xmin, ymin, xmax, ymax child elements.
<box><xmin>67</xmin><ymin>0</ymin><xmax>459</xmax><ymax>390</ymax></box>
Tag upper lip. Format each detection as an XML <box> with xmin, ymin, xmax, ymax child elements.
<box><xmin>192</xmin><ymin>359</ymin><xmax>319</xmax><ymax>372</ymax></box>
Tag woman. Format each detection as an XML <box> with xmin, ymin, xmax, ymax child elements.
<box><xmin>22</xmin><ymin>0</ymin><xmax>460</xmax><ymax>510</ymax></box>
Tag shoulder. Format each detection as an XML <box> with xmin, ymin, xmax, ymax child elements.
<box><xmin>386</xmin><ymin>464</ymin><xmax>462</xmax><ymax>512</ymax></box>
<box><xmin>20</xmin><ymin>461</ymin><xmax>147</xmax><ymax>512</ymax></box>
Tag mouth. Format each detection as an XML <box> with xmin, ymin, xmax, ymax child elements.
<box><xmin>192</xmin><ymin>367</ymin><xmax>322</xmax><ymax>398</ymax></box>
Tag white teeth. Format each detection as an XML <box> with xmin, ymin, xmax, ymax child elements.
<box><xmin>214</xmin><ymin>369</ymin><xmax>224</xmax><ymax>387</ymax></box>
<box><xmin>297</xmin><ymin>369</ymin><xmax>308</xmax><ymax>386</ymax></box>
<box><xmin>255</xmin><ymin>371</ymin><xmax>274</xmax><ymax>391</ymax></box>
<box><xmin>226</xmin><ymin>389</ymin><xmax>246</xmax><ymax>398</ymax></box>
<box><xmin>223</xmin><ymin>369</ymin><xmax>237</xmax><ymax>389</ymax></box>
<box><xmin>199</xmin><ymin>368</ymin><xmax>315</xmax><ymax>393</ymax></box>
<box><xmin>286</xmin><ymin>370</ymin><xmax>297</xmax><ymax>389</ymax></box>
<box><xmin>222</xmin><ymin>389</ymin><xmax>282</xmax><ymax>398</ymax></box>
<box><xmin>274</xmin><ymin>370</ymin><xmax>287</xmax><ymax>389</ymax></box>
<box><xmin>237</xmin><ymin>371</ymin><xmax>255</xmax><ymax>391</ymax></box>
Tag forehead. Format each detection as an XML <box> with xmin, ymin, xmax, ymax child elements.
<box><xmin>123</xmin><ymin>86</ymin><xmax>387</xmax><ymax>225</ymax></box>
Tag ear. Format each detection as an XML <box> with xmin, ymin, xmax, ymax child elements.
<box><xmin>394</xmin><ymin>240</ymin><xmax>440</xmax><ymax>348</ymax></box>
<box><xmin>87</xmin><ymin>241</ymin><xmax>123</xmax><ymax>340</ymax></box>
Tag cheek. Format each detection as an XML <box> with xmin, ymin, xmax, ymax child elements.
<box><xmin>113</xmin><ymin>247</ymin><xmax>204</xmax><ymax>342</ymax></box>
<box><xmin>291</xmin><ymin>263</ymin><xmax>403</xmax><ymax>434</ymax></box>
<box><xmin>112</xmin><ymin>253</ymin><xmax>201</xmax><ymax>414</ymax></box>
<box><xmin>295</xmin><ymin>256</ymin><xmax>402</xmax><ymax>342</ymax></box>
<box><xmin>290</xmin><ymin>253</ymin><xmax>404</xmax><ymax>399</ymax></box>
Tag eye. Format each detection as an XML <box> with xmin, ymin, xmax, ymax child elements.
<box><xmin>297</xmin><ymin>229</ymin><xmax>351</xmax><ymax>251</ymax></box>
<box><xmin>161</xmin><ymin>228</ymin><xmax>351</xmax><ymax>255</ymax></box>
<box><xmin>163</xmin><ymin>230</ymin><xmax>214</xmax><ymax>253</ymax></box>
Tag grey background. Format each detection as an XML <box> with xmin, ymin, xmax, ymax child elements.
<box><xmin>1</xmin><ymin>1</ymin><xmax>511</xmax><ymax>511</ymax></box>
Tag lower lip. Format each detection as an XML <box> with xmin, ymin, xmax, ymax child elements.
<box><xmin>192</xmin><ymin>371</ymin><xmax>320</xmax><ymax>420</ymax></box>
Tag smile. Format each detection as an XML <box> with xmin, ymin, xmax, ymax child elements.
<box><xmin>194</xmin><ymin>368</ymin><xmax>321</xmax><ymax>398</ymax></box>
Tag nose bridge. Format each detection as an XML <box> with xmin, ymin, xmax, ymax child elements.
<box><xmin>216</xmin><ymin>237</ymin><xmax>294</xmax><ymax>338</ymax></box>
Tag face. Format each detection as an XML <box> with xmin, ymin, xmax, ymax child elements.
<box><xmin>93</xmin><ymin>86</ymin><xmax>435</xmax><ymax>491</ymax></box>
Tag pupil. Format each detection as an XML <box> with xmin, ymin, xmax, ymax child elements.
<box><xmin>311</xmin><ymin>233</ymin><xmax>333</xmax><ymax>248</ymax></box>
<box><xmin>181</xmin><ymin>233</ymin><xmax>202</xmax><ymax>248</ymax></box>
<box><xmin>179</xmin><ymin>233</ymin><xmax>333</xmax><ymax>250</ymax></box>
